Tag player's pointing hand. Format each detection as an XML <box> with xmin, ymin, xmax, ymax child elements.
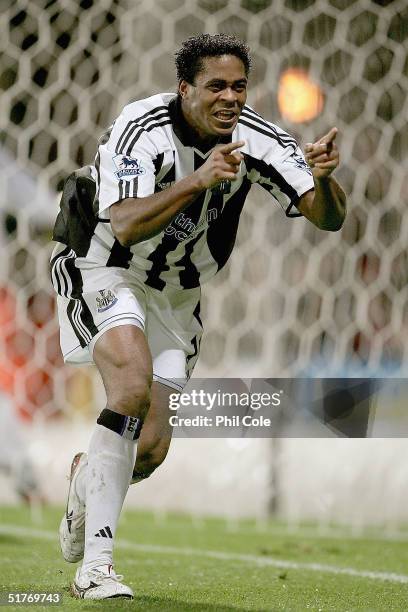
<box><xmin>195</xmin><ymin>140</ymin><xmax>245</xmax><ymax>190</ymax></box>
<box><xmin>304</xmin><ymin>127</ymin><xmax>339</xmax><ymax>179</ymax></box>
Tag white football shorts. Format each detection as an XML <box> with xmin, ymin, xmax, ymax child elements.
<box><xmin>50</xmin><ymin>243</ymin><xmax>202</xmax><ymax>391</ymax></box>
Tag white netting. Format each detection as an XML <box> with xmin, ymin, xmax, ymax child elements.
<box><xmin>1</xmin><ymin>0</ymin><xmax>408</xmax><ymax>523</ymax></box>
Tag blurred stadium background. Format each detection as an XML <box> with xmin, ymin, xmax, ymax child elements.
<box><xmin>1</xmin><ymin>0</ymin><xmax>408</xmax><ymax>529</ymax></box>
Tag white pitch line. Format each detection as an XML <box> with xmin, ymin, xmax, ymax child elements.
<box><xmin>235</xmin><ymin>526</ymin><xmax>408</xmax><ymax>543</ymax></box>
<box><xmin>1</xmin><ymin>524</ymin><xmax>408</xmax><ymax>585</ymax></box>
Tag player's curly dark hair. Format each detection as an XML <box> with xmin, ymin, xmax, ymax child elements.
<box><xmin>175</xmin><ymin>33</ymin><xmax>252</xmax><ymax>84</ymax></box>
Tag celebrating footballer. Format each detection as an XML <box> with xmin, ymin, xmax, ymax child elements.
<box><xmin>50</xmin><ymin>33</ymin><xmax>346</xmax><ymax>599</ymax></box>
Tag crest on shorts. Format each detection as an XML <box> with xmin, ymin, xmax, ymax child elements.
<box><xmin>96</xmin><ymin>289</ymin><xmax>118</xmax><ymax>313</ymax></box>
<box><xmin>112</xmin><ymin>154</ymin><xmax>146</xmax><ymax>180</ymax></box>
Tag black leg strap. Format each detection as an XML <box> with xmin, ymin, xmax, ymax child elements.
<box><xmin>97</xmin><ymin>408</ymin><xmax>142</xmax><ymax>441</ymax></box>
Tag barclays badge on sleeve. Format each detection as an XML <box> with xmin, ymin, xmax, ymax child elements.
<box><xmin>112</xmin><ymin>154</ymin><xmax>146</xmax><ymax>180</ymax></box>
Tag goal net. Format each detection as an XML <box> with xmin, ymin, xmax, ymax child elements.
<box><xmin>1</xmin><ymin>0</ymin><xmax>408</xmax><ymax>527</ymax></box>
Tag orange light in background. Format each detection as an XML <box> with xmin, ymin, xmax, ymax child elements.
<box><xmin>277</xmin><ymin>68</ymin><xmax>324</xmax><ymax>123</ymax></box>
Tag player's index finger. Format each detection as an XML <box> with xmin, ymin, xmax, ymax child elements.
<box><xmin>219</xmin><ymin>140</ymin><xmax>246</xmax><ymax>154</ymax></box>
<box><xmin>319</xmin><ymin>127</ymin><xmax>338</xmax><ymax>144</ymax></box>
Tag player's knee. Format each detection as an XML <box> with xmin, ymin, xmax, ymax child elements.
<box><xmin>109</xmin><ymin>380</ymin><xmax>152</xmax><ymax>419</ymax></box>
<box><xmin>94</xmin><ymin>333</ymin><xmax>153</xmax><ymax>419</ymax></box>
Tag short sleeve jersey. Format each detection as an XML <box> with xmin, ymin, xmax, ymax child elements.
<box><xmin>78</xmin><ymin>93</ymin><xmax>314</xmax><ymax>291</ymax></box>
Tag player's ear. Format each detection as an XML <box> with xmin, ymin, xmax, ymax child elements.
<box><xmin>179</xmin><ymin>80</ymin><xmax>190</xmax><ymax>100</ymax></box>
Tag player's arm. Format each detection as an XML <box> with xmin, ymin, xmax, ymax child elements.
<box><xmin>110</xmin><ymin>141</ymin><xmax>244</xmax><ymax>247</ymax></box>
<box><xmin>297</xmin><ymin>127</ymin><xmax>346</xmax><ymax>231</ymax></box>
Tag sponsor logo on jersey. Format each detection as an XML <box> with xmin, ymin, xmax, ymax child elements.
<box><xmin>112</xmin><ymin>154</ymin><xmax>146</xmax><ymax>179</ymax></box>
<box><xmin>285</xmin><ymin>154</ymin><xmax>313</xmax><ymax>175</ymax></box>
<box><xmin>96</xmin><ymin>289</ymin><xmax>118</xmax><ymax>312</ymax></box>
<box><xmin>164</xmin><ymin>209</ymin><xmax>218</xmax><ymax>242</ymax></box>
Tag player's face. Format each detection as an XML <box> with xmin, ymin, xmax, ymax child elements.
<box><xmin>179</xmin><ymin>55</ymin><xmax>248</xmax><ymax>140</ymax></box>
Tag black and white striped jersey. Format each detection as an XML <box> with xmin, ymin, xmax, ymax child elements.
<box><xmin>75</xmin><ymin>93</ymin><xmax>314</xmax><ymax>290</ymax></box>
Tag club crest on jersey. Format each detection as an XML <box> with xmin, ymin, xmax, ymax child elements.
<box><xmin>96</xmin><ymin>289</ymin><xmax>118</xmax><ymax>313</ymax></box>
<box><xmin>285</xmin><ymin>154</ymin><xmax>313</xmax><ymax>175</ymax></box>
<box><xmin>112</xmin><ymin>154</ymin><xmax>146</xmax><ymax>180</ymax></box>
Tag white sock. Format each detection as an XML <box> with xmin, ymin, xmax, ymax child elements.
<box><xmin>82</xmin><ymin>419</ymin><xmax>138</xmax><ymax>571</ymax></box>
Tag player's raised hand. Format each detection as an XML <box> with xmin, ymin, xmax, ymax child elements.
<box><xmin>195</xmin><ymin>140</ymin><xmax>245</xmax><ymax>190</ymax></box>
<box><xmin>305</xmin><ymin>127</ymin><xmax>339</xmax><ymax>179</ymax></box>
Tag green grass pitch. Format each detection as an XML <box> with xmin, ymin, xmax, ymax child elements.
<box><xmin>1</xmin><ymin>506</ymin><xmax>408</xmax><ymax>610</ymax></box>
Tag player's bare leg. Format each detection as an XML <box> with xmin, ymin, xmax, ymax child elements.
<box><xmin>71</xmin><ymin>324</ymin><xmax>152</xmax><ymax>599</ymax></box>
<box><xmin>62</xmin><ymin>332</ymin><xmax>179</xmax><ymax>599</ymax></box>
